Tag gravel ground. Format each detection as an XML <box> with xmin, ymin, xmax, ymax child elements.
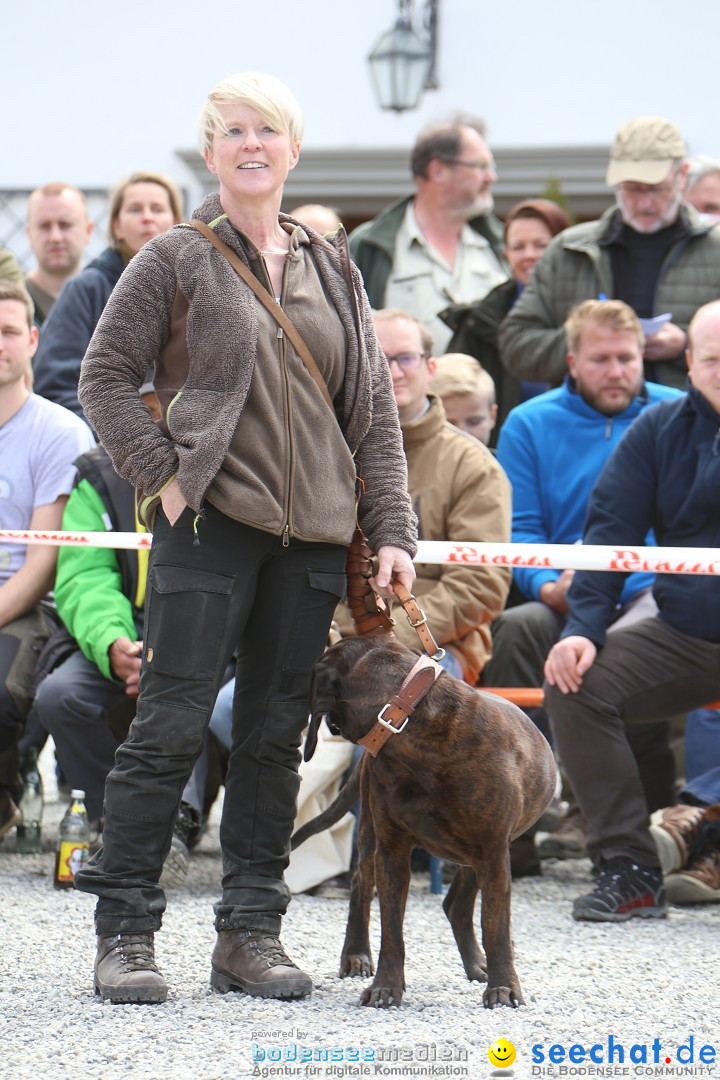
<box><xmin>1</xmin><ymin>746</ymin><xmax>719</xmax><ymax>1080</ymax></box>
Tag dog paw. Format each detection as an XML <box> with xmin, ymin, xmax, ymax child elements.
<box><xmin>340</xmin><ymin>953</ymin><xmax>374</xmax><ymax>978</ymax></box>
<box><xmin>465</xmin><ymin>964</ymin><xmax>488</xmax><ymax>984</ymax></box>
<box><xmin>483</xmin><ymin>985</ymin><xmax>525</xmax><ymax>1009</ymax></box>
<box><xmin>359</xmin><ymin>984</ymin><xmax>403</xmax><ymax>1008</ymax></box>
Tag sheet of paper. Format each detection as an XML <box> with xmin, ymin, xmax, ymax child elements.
<box><xmin>639</xmin><ymin>313</ymin><xmax>672</xmax><ymax>337</ymax></box>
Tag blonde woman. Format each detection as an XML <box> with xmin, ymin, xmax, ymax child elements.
<box><xmin>75</xmin><ymin>72</ymin><xmax>416</xmax><ymax>1004</ymax></box>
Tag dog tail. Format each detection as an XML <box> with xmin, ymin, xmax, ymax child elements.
<box><xmin>290</xmin><ymin>764</ymin><xmax>360</xmax><ymax>850</ymax></box>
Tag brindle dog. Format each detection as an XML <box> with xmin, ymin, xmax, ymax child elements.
<box><xmin>297</xmin><ymin>635</ymin><xmax>556</xmax><ymax>1009</ymax></box>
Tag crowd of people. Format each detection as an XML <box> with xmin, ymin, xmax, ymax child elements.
<box><xmin>1</xmin><ymin>74</ymin><xmax>720</xmax><ymax>1006</ymax></box>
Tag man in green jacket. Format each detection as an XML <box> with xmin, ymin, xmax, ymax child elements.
<box><xmin>499</xmin><ymin>116</ymin><xmax>720</xmax><ymax>390</ymax></box>
<box><xmin>31</xmin><ymin>403</ymin><xmax>213</xmax><ymax>884</ymax></box>
<box><xmin>350</xmin><ymin>116</ymin><xmax>506</xmax><ymax>354</ymax></box>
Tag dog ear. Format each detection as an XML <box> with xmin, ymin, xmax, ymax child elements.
<box><xmin>303</xmin><ymin>713</ymin><xmax>322</xmax><ymax>761</ymax></box>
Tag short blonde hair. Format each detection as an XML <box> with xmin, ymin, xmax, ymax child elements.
<box><xmin>198</xmin><ymin>71</ymin><xmax>304</xmax><ymax>153</ymax></box>
<box><xmin>432</xmin><ymin>353</ymin><xmax>496</xmax><ymax>405</ymax></box>
<box><xmin>372</xmin><ymin>308</ymin><xmax>433</xmax><ymax>355</ymax></box>
<box><xmin>564</xmin><ymin>299</ymin><xmax>645</xmax><ymax>355</ymax></box>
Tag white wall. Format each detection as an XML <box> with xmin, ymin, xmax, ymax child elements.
<box><xmin>4</xmin><ymin>0</ymin><xmax>720</xmax><ymax>199</ymax></box>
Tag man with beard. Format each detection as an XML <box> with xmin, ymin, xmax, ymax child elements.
<box><xmin>349</xmin><ymin>115</ymin><xmax>506</xmax><ymax>352</ymax></box>
<box><xmin>499</xmin><ymin>116</ymin><xmax>720</xmax><ymax>390</ymax></box>
<box><xmin>482</xmin><ymin>300</ymin><xmax>681</xmax><ymax>873</ymax></box>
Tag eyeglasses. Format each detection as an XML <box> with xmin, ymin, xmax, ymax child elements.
<box><xmin>441</xmin><ymin>158</ymin><xmax>496</xmax><ymax>173</ymax></box>
<box><xmin>617</xmin><ymin>167</ymin><xmax>681</xmax><ymax>200</ymax></box>
<box><xmin>384</xmin><ymin>352</ymin><xmax>428</xmax><ymax>371</ymax></box>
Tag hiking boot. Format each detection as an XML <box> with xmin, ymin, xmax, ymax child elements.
<box><xmin>211</xmin><ymin>928</ymin><xmax>312</xmax><ymax>999</ymax></box>
<box><xmin>538</xmin><ymin>806</ymin><xmax>587</xmax><ymax>860</ymax></box>
<box><xmin>0</xmin><ymin>790</ymin><xmax>22</xmax><ymax>840</ymax></box>
<box><xmin>665</xmin><ymin>847</ymin><xmax>720</xmax><ymax>904</ymax></box>
<box><xmin>160</xmin><ymin>803</ymin><xmax>201</xmax><ymax>888</ymax></box>
<box><xmin>572</xmin><ymin>856</ymin><xmax>666</xmax><ymax>923</ymax></box>
<box><xmin>650</xmin><ymin>803</ymin><xmax>720</xmax><ymax>873</ymax></box>
<box><xmin>94</xmin><ymin>933</ymin><xmax>168</xmax><ymax>1003</ymax></box>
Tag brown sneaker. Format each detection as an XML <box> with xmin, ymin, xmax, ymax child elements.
<box><xmin>665</xmin><ymin>847</ymin><xmax>720</xmax><ymax>904</ymax></box>
<box><xmin>537</xmin><ymin>806</ymin><xmax>587</xmax><ymax>860</ymax></box>
<box><xmin>650</xmin><ymin>803</ymin><xmax>720</xmax><ymax>873</ymax></box>
<box><xmin>211</xmin><ymin>928</ymin><xmax>312</xmax><ymax>999</ymax></box>
<box><xmin>94</xmin><ymin>933</ymin><xmax>168</xmax><ymax>1004</ymax></box>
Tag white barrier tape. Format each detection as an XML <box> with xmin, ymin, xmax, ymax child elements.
<box><xmin>0</xmin><ymin>529</ymin><xmax>153</xmax><ymax>551</ymax></box>
<box><xmin>2</xmin><ymin>529</ymin><xmax>719</xmax><ymax>576</ymax></box>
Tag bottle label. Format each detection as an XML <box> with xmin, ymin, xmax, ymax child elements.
<box><xmin>56</xmin><ymin>840</ymin><xmax>90</xmax><ymax>882</ymax></box>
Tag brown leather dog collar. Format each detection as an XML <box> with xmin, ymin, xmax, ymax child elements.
<box><xmin>357</xmin><ymin>654</ymin><xmax>445</xmax><ymax>758</ymax></box>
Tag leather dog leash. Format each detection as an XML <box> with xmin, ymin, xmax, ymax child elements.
<box><xmin>346</xmin><ymin>528</ymin><xmax>447</xmax><ymax>757</ymax></box>
<box><xmin>345</xmin><ymin>528</ymin><xmax>445</xmax><ymax>659</ymax></box>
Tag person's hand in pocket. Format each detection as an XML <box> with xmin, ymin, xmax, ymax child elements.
<box><xmin>160</xmin><ymin>478</ymin><xmax>187</xmax><ymax>525</ymax></box>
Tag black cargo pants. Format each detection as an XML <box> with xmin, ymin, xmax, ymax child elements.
<box><xmin>74</xmin><ymin>503</ymin><xmax>347</xmax><ymax>935</ymax></box>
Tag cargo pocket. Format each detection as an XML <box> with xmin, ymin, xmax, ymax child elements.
<box><xmin>284</xmin><ymin>569</ymin><xmax>347</xmax><ymax>674</ymax></box>
<box><xmin>145</xmin><ymin>564</ymin><xmax>235</xmax><ymax>681</ymax></box>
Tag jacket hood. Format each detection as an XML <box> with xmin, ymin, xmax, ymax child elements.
<box><xmin>85</xmin><ymin>246</ymin><xmax>126</xmax><ymax>285</ymax></box>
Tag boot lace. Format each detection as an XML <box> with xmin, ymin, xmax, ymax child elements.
<box><xmin>114</xmin><ymin>934</ymin><xmax>159</xmax><ymax>972</ymax></box>
<box><xmin>245</xmin><ymin>930</ymin><xmax>295</xmax><ymax>969</ymax></box>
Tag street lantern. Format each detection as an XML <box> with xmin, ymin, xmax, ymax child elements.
<box><xmin>368</xmin><ymin>0</ymin><xmax>439</xmax><ymax>113</ymax></box>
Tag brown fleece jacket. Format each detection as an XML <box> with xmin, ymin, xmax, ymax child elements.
<box><xmin>78</xmin><ymin>194</ymin><xmax>416</xmax><ymax>557</ymax></box>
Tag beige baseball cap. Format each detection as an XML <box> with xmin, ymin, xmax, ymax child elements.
<box><xmin>606</xmin><ymin>116</ymin><xmax>686</xmax><ymax>186</ymax></box>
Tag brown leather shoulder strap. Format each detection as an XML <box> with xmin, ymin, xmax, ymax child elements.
<box><xmin>188</xmin><ymin>219</ymin><xmax>334</xmax><ymax>411</ymax></box>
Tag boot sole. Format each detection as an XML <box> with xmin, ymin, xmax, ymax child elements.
<box><xmin>665</xmin><ymin>874</ymin><xmax>720</xmax><ymax>904</ymax></box>
<box><xmin>210</xmin><ymin>964</ymin><xmax>312</xmax><ymax>999</ymax></box>
<box><xmin>160</xmin><ymin>843</ymin><xmax>190</xmax><ymax>889</ymax></box>
<box><xmin>94</xmin><ymin>976</ymin><xmax>168</xmax><ymax>1004</ymax></box>
<box><xmin>572</xmin><ymin>905</ymin><xmax>667</xmax><ymax>923</ymax></box>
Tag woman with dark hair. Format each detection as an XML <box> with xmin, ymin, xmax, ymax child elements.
<box><xmin>32</xmin><ymin>172</ymin><xmax>182</xmax><ymax>418</ymax></box>
<box><xmin>440</xmin><ymin>198</ymin><xmax>571</xmax><ymax>446</ymax></box>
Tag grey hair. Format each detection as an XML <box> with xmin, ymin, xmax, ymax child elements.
<box><xmin>686</xmin><ymin>155</ymin><xmax>720</xmax><ymax>191</ymax></box>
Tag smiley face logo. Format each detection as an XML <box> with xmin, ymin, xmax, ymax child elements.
<box><xmin>488</xmin><ymin>1039</ymin><xmax>516</xmax><ymax>1068</ymax></box>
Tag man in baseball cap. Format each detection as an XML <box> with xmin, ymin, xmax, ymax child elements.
<box><xmin>606</xmin><ymin>116</ymin><xmax>686</xmax><ymax>186</ymax></box>
<box><xmin>500</xmin><ymin>115</ymin><xmax>720</xmax><ymax>391</ymax></box>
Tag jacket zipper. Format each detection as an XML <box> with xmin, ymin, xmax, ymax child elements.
<box><xmin>273</xmin><ymin>254</ymin><xmax>295</xmax><ymax>548</ymax></box>
<box><xmin>165</xmin><ymin>390</ymin><xmax>182</xmax><ymax>428</ymax></box>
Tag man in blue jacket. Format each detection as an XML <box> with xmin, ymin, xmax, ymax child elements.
<box><xmin>544</xmin><ymin>299</ymin><xmax>720</xmax><ymax>922</ymax></box>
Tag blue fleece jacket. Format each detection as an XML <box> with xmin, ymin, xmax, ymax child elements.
<box><xmin>564</xmin><ymin>383</ymin><xmax>720</xmax><ymax>645</ymax></box>
<box><xmin>32</xmin><ymin>247</ymin><xmax>125</xmax><ymax>419</ymax></box>
<box><xmin>496</xmin><ymin>375</ymin><xmax>682</xmax><ymax>602</ymax></box>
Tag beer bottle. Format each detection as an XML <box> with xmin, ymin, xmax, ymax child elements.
<box><xmin>16</xmin><ymin>747</ymin><xmax>44</xmax><ymax>855</ymax></box>
<box><xmin>54</xmin><ymin>789</ymin><xmax>90</xmax><ymax>890</ymax></box>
